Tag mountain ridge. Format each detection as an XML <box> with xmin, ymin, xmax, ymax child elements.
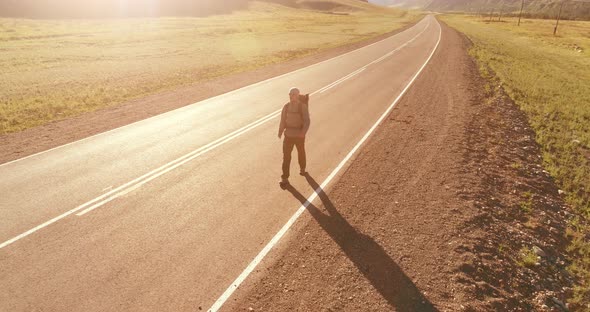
<box><xmin>369</xmin><ymin>0</ymin><xmax>590</xmax><ymax>20</ymax></box>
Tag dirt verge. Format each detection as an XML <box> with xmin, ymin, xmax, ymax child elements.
<box><xmin>220</xmin><ymin>20</ymin><xmax>575</xmax><ymax>311</ymax></box>
<box><xmin>0</xmin><ymin>21</ymin><xmax>418</xmax><ymax>165</ymax></box>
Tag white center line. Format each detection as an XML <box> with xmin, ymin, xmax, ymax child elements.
<box><xmin>318</xmin><ymin>67</ymin><xmax>366</xmax><ymax>93</ymax></box>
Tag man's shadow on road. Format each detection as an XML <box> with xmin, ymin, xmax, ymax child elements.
<box><xmin>285</xmin><ymin>174</ymin><xmax>437</xmax><ymax>312</ymax></box>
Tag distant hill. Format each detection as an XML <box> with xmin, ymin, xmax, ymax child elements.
<box><xmin>0</xmin><ymin>0</ymin><xmax>379</xmax><ymax>19</ymax></box>
<box><xmin>369</xmin><ymin>0</ymin><xmax>590</xmax><ymax>20</ymax></box>
<box><xmin>368</xmin><ymin>0</ymin><xmax>433</xmax><ymax>10</ymax></box>
<box><xmin>265</xmin><ymin>0</ymin><xmax>386</xmax><ymax>12</ymax></box>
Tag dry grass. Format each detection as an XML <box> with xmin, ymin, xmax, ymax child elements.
<box><xmin>0</xmin><ymin>1</ymin><xmax>421</xmax><ymax>134</ymax></box>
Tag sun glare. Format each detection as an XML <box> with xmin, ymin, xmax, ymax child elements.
<box><xmin>0</xmin><ymin>0</ymin><xmax>250</xmax><ymax>19</ymax></box>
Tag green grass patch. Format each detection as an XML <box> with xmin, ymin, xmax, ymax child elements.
<box><xmin>440</xmin><ymin>14</ymin><xmax>590</xmax><ymax>307</ymax></box>
<box><xmin>518</xmin><ymin>246</ymin><xmax>539</xmax><ymax>268</ymax></box>
<box><xmin>519</xmin><ymin>191</ymin><xmax>534</xmax><ymax>214</ymax></box>
<box><xmin>498</xmin><ymin>243</ymin><xmax>508</xmax><ymax>254</ymax></box>
<box><xmin>0</xmin><ymin>1</ymin><xmax>422</xmax><ymax>134</ymax></box>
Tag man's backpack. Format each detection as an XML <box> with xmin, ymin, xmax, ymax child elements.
<box><xmin>299</xmin><ymin>94</ymin><xmax>309</xmax><ymax>106</ymax></box>
<box><xmin>285</xmin><ymin>94</ymin><xmax>309</xmax><ymax>129</ymax></box>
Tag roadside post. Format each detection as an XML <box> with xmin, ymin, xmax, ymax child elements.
<box><xmin>518</xmin><ymin>0</ymin><xmax>525</xmax><ymax>26</ymax></box>
<box><xmin>553</xmin><ymin>1</ymin><xmax>565</xmax><ymax>35</ymax></box>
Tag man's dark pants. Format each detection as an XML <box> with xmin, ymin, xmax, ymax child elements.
<box><xmin>282</xmin><ymin>136</ymin><xmax>306</xmax><ymax>179</ymax></box>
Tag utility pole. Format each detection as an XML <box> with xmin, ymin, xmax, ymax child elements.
<box><xmin>518</xmin><ymin>0</ymin><xmax>525</xmax><ymax>26</ymax></box>
<box><xmin>489</xmin><ymin>9</ymin><xmax>494</xmax><ymax>22</ymax></box>
<box><xmin>498</xmin><ymin>2</ymin><xmax>504</xmax><ymax>22</ymax></box>
<box><xmin>553</xmin><ymin>1</ymin><xmax>565</xmax><ymax>35</ymax></box>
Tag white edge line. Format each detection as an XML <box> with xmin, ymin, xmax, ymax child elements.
<box><xmin>318</xmin><ymin>20</ymin><xmax>430</xmax><ymax>95</ymax></box>
<box><xmin>0</xmin><ymin>17</ymin><xmax>429</xmax><ymax>169</ymax></box>
<box><xmin>0</xmin><ymin>18</ymin><xmax>432</xmax><ymax>250</ymax></box>
<box><xmin>207</xmin><ymin>15</ymin><xmax>441</xmax><ymax>312</ymax></box>
<box><xmin>363</xmin><ymin>24</ymin><xmax>426</xmax><ymax>69</ymax></box>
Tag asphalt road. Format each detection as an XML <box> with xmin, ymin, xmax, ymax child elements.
<box><xmin>0</xmin><ymin>15</ymin><xmax>441</xmax><ymax>311</ymax></box>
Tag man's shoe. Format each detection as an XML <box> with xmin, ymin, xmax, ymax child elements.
<box><xmin>279</xmin><ymin>178</ymin><xmax>289</xmax><ymax>189</ymax></box>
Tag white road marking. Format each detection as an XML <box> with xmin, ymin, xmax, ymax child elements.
<box><xmin>0</xmin><ymin>18</ymin><xmax>431</xmax><ymax>249</ymax></box>
<box><xmin>207</xmin><ymin>15</ymin><xmax>442</xmax><ymax>312</ymax></box>
<box><xmin>317</xmin><ymin>21</ymin><xmax>431</xmax><ymax>95</ymax></box>
<box><xmin>0</xmin><ymin>18</ymin><xmax>427</xmax><ymax>169</ymax></box>
<box><xmin>315</xmin><ymin>25</ymin><xmax>429</xmax><ymax>96</ymax></box>
<box><xmin>366</xmin><ymin>21</ymin><xmax>430</xmax><ymax>67</ymax></box>
<box><xmin>318</xmin><ymin>68</ymin><xmax>366</xmax><ymax>93</ymax></box>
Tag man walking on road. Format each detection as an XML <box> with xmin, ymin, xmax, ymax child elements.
<box><xmin>278</xmin><ymin>87</ymin><xmax>310</xmax><ymax>189</ymax></box>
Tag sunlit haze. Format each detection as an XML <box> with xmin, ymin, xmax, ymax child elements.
<box><xmin>0</xmin><ymin>0</ymin><xmax>250</xmax><ymax>18</ymax></box>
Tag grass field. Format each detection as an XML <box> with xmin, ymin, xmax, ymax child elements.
<box><xmin>440</xmin><ymin>14</ymin><xmax>590</xmax><ymax>307</ymax></box>
<box><xmin>0</xmin><ymin>1</ymin><xmax>421</xmax><ymax>134</ymax></box>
